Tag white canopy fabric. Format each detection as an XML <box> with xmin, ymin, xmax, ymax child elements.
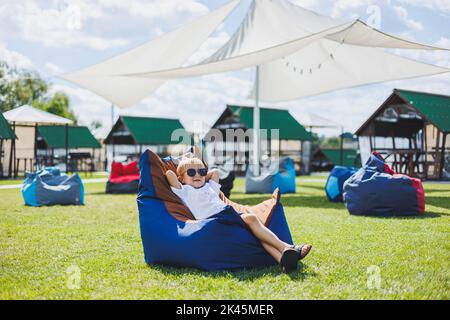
<box><xmin>296</xmin><ymin>111</ymin><xmax>340</xmax><ymax>129</ymax></box>
<box><xmin>3</xmin><ymin>105</ymin><xmax>73</xmax><ymax>124</ymax></box>
<box><xmin>61</xmin><ymin>0</ymin><xmax>240</xmax><ymax>108</ymax></box>
<box><xmin>62</xmin><ymin>0</ymin><xmax>449</xmax><ymax>108</ymax></box>
<box><xmin>128</xmin><ymin>0</ymin><xmax>449</xmax><ymax>102</ymax></box>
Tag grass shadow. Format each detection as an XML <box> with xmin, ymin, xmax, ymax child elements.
<box><xmin>148</xmin><ymin>262</ymin><xmax>316</xmax><ymax>282</ymax></box>
<box><xmin>426</xmin><ymin>197</ymin><xmax>450</xmax><ymax>210</ymax></box>
<box><xmin>422</xmin><ymin>189</ymin><xmax>450</xmax><ymax>194</ymax></box>
<box><xmin>299</xmin><ymin>185</ymin><xmax>326</xmax><ymax>192</ymax></box>
<box><xmin>352</xmin><ymin>211</ymin><xmax>446</xmax><ymax>219</ymax></box>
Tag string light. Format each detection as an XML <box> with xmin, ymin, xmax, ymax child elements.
<box><xmin>280</xmin><ymin>26</ymin><xmax>352</xmax><ymax>76</ymax></box>
<box><xmin>281</xmin><ymin>50</ymin><xmax>339</xmax><ymax>76</ymax></box>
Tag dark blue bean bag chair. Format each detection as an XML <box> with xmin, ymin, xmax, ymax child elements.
<box><xmin>246</xmin><ymin>157</ymin><xmax>296</xmax><ymax>194</ymax></box>
<box><xmin>137</xmin><ymin>150</ymin><xmax>293</xmax><ymax>271</ymax></box>
<box><xmin>22</xmin><ymin>167</ymin><xmax>84</xmax><ymax>207</ymax></box>
<box><xmin>325</xmin><ymin>166</ymin><xmax>358</xmax><ymax>202</ymax></box>
<box><xmin>343</xmin><ymin>152</ymin><xmax>425</xmax><ymax>216</ymax></box>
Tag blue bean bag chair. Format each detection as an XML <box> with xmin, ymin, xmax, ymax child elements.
<box><xmin>245</xmin><ymin>157</ymin><xmax>296</xmax><ymax>194</ymax></box>
<box><xmin>343</xmin><ymin>152</ymin><xmax>425</xmax><ymax>216</ymax></box>
<box><xmin>137</xmin><ymin>150</ymin><xmax>294</xmax><ymax>271</ymax></box>
<box><xmin>325</xmin><ymin>166</ymin><xmax>358</xmax><ymax>202</ymax></box>
<box><xmin>22</xmin><ymin>167</ymin><xmax>84</xmax><ymax>207</ymax></box>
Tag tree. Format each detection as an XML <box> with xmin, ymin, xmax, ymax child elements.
<box><xmin>89</xmin><ymin>120</ymin><xmax>103</xmax><ymax>131</ymax></box>
<box><xmin>322</xmin><ymin>136</ymin><xmax>340</xmax><ymax>148</ymax></box>
<box><xmin>34</xmin><ymin>92</ymin><xmax>77</xmax><ymax>123</ymax></box>
<box><xmin>1</xmin><ymin>62</ymin><xmax>47</xmax><ymax>112</ymax></box>
<box><xmin>0</xmin><ymin>60</ymin><xmax>77</xmax><ymax>123</ymax></box>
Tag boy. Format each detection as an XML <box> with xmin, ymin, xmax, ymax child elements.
<box><xmin>165</xmin><ymin>155</ymin><xmax>312</xmax><ymax>273</ymax></box>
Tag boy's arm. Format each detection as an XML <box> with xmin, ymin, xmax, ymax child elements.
<box><xmin>206</xmin><ymin>168</ymin><xmax>220</xmax><ymax>183</ymax></box>
<box><xmin>165</xmin><ymin>170</ymin><xmax>182</xmax><ymax>189</ymax></box>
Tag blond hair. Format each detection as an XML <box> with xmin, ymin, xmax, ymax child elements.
<box><xmin>176</xmin><ymin>157</ymin><xmax>205</xmax><ymax>177</ymax></box>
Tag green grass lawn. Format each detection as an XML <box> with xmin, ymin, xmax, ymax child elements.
<box><xmin>0</xmin><ymin>178</ymin><xmax>449</xmax><ymax>299</ymax></box>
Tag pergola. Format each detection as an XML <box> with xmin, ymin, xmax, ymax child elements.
<box><xmin>356</xmin><ymin>89</ymin><xmax>450</xmax><ymax>180</ymax></box>
<box><xmin>36</xmin><ymin>125</ymin><xmax>101</xmax><ymax>173</ymax></box>
<box><xmin>0</xmin><ymin>112</ymin><xmax>17</xmax><ymax>178</ymax></box>
<box><xmin>104</xmin><ymin>115</ymin><xmax>192</xmax><ymax>161</ymax></box>
<box><xmin>3</xmin><ymin>105</ymin><xmax>73</xmax><ymax>176</ymax></box>
<box><xmin>205</xmin><ymin>105</ymin><xmax>312</xmax><ymax>174</ymax></box>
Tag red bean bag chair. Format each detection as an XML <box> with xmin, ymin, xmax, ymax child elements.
<box><xmin>105</xmin><ymin>161</ymin><xmax>140</xmax><ymax>194</ymax></box>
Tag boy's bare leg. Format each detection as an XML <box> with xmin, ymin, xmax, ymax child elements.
<box><xmin>261</xmin><ymin>242</ymin><xmax>282</xmax><ymax>263</ymax></box>
<box><xmin>241</xmin><ymin>213</ymin><xmax>291</xmax><ymax>253</ymax></box>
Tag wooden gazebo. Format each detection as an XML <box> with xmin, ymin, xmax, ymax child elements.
<box><xmin>104</xmin><ymin>116</ymin><xmax>192</xmax><ymax>162</ymax></box>
<box><xmin>0</xmin><ymin>112</ymin><xmax>17</xmax><ymax>178</ymax></box>
<box><xmin>355</xmin><ymin>89</ymin><xmax>450</xmax><ymax>180</ymax></box>
<box><xmin>205</xmin><ymin>105</ymin><xmax>313</xmax><ymax>175</ymax></box>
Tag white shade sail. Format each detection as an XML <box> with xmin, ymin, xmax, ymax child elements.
<box><xmin>129</xmin><ymin>0</ymin><xmax>449</xmax><ymax>102</ymax></box>
<box><xmin>296</xmin><ymin>111</ymin><xmax>340</xmax><ymax>129</ymax></box>
<box><xmin>253</xmin><ymin>38</ymin><xmax>448</xmax><ymax>102</ymax></box>
<box><xmin>61</xmin><ymin>0</ymin><xmax>240</xmax><ymax>108</ymax></box>
<box><xmin>63</xmin><ymin>0</ymin><xmax>449</xmax><ymax>107</ymax></box>
<box><xmin>3</xmin><ymin>105</ymin><xmax>73</xmax><ymax>125</ymax></box>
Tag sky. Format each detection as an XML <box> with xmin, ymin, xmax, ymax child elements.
<box><xmin>0</xmin><ymin>0</ymin><xmax>449</xmax><ymax>137</ymax></box>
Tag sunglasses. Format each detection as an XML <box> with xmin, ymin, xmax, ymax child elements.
<box><xmin>185</xmin><ymin>168</ymin><xmax>207</xmax><ymax>177</ymax></box>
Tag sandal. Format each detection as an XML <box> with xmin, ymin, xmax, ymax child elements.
<box><xmin>280</xmin><ymin>248</ymin><xmax>298</xmax><ymax>273</ymax></box>
<box><xmin>292</xmin><ymin>244</ymin><xmax>312</xmax><ymax>260</ymax></box>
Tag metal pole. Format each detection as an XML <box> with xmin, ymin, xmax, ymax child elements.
<box><xmin>65</xmin><ymin>124</ymin><xmax>69</xmax><ymax>173</ymax></box>
<box><xmin>8</xmin><ymin>122</ymin><xmax>15</xmax><ymax>178</ymax></box>
<box><xmin>111</xmin><ymin>104</ymin><xmax>115</xmax><ymax>129</ymax></box>
<box><xmin>340</xmin><ymin>126</ymin><xmax>344</xmax><ymax>166</ymax></box>
<box><xmin>439</xmin><ymin>133</ymin><xmax>447</xmax><ymax>180</ymax></box>
<box><xmin>12</xmin><ymin>122</ymin><xmax>17</xmax><ymax>178</ymax></box>
<box><xmin>253</xmin><ymin>65</ymin><xmax>261</xmax><ymax>176</ymax></box>
<box><xmin>34</xmin><ymin>123</ymin><xmax>38</xmax><ymax>170</ymax></box>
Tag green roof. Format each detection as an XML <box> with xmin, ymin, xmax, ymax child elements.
<box><xmin>228</xmin><ymin>105</ymin><xmax>312</xmax><ymax>141</ymax></box>
<box><xmin>38</xmin><ymin>126</ymin><xmax>101</xmax><ymax>149</ymax></box>
<box><xmin>396</xmin><ymin>89</ymin><xmax>450</xmax><ymax>133</ymax></box>
<box><xmin>322</xmin><ymin>149</ymin><xmax>360</xmax><ymax>167</ymax></box>
<box><xmin>0</xmin><ymin>112</ymin><xmax>16</xmax><ymax>140</ymax></box>
<box><xmin>121</xmin><ymin>116</ymin><xmax>191</xmax><ymax>145</ymax></box>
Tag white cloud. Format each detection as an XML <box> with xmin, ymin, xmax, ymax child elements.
<box><xmin>389</xmin><ymin>37</ymin><xmax>450</xmax><ymax>67</ymax></box>
<box><xmin>97</xmin><ymin>0</ymin><xmax>209</xmax><ymax>19</ymax></box>
<box><xmin>0</xmin><ymin>0</ymin><xmax>128</xmax><ymax>50</ymax></box>
<box><xmin>0</xmin><ymin>0</ymin><xmax>210</xmax><ymax>50</ymax></box>
<box><xmin>50</xmin><ymin>83</ymin><xmax>112</xmax><ymax>126</ymax></box>
<box><xmin>124</xmin><ymin>73</ymin><xmax>253</xmax><ymax>133</ymax></box>
<box><xmin>395</xmin><ymin>0</ymin><xmax>450</xmax><ymax>13</ymax></box>
<box><xmin>0</xmin><ymin>42</ymin><xmax>33</xmax><ymax>69</ymax></box>
<box><xmin>45</xmin><ymin>62</ymin><xmax>63</xmax><ymax>75</ymax></box>
<box><xmin>54</xmin><ymin>71</ymin><xmax>252</xmax><ymax>134</ymax></box>
<box><xmin>393</xmin><ymin>6</ymin><xmax>424</xmax><ymax>31</ymax></box>
<box><xmin>330</xmin><ymin>0</ymin><xmax>375</xmax><ymax>18</ymax></box>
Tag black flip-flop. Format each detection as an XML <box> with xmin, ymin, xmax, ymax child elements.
<box><xmin>292</xmin><ymin>244</ymin><xmax>312</xmax><ymax>260</ymax></box>
<box><xmin>280</xmin><ymin>248</ymin><xmax>298</xmax><ymax>273</ymax></box>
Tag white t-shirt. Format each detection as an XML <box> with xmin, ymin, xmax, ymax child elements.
<box><xmin>171</xmin><ymin>180</ymin><xmax>226</xmax><ymax>220</ymax></box>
